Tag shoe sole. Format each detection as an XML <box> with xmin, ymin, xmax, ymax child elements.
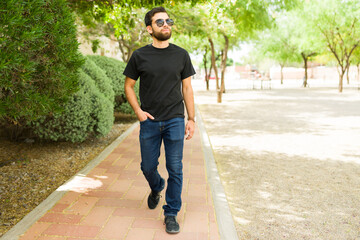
<box><xmin>166</xmin><ymin>229</ymin><xmax>180</xmax><ymax>234</ymax></box>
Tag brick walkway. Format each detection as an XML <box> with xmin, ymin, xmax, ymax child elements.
<box><xmin>18</xmin><ymin>125</ymin><xmax>220</xmax><ymax>240</ymax></box>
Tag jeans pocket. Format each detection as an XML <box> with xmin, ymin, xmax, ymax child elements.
<box><xmin>140</xmin><ymin>118</ymin><xmax>149</xmax><ymax>123</ymax></box>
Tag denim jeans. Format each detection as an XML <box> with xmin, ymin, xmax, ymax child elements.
<box><xmin>139</xmin><ymin>117</ymin><xmax>185</xmax><ymax>216</ymax></box>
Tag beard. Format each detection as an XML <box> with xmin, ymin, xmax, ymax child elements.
<box><xmin>153</xmin><ymin>28</ymin><xmax>172</xmax><ymax>41</ymax></box>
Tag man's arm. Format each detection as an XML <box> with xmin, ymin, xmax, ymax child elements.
<box><xmin>182</xmin><ymin>76</ymin><xmax>195</xmax><ymax>140</ymax></box>
<box><xmin>124</xmin><ymin>76</ymin><xmax>154</xmax><ymax>121</ymax></box>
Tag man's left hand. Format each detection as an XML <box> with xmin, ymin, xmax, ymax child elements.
<box><xmin>185</xmin><ymin>120</ymin><xmax>195</xmax><ymax>140</ymax></box>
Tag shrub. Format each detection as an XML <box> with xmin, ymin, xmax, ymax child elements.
<box><xmin>0</xmin><ymin>0</ymin><xmax>84</xmax><ymax>130</ymax></box>
<box><xmin>87</xmin><ymin>55</ymin><xmax>139</xmax><ymax>114</ymax></box>
<box><xmin>32</xmin><ymin>69</ymin><xmax>114</xmax><ymax>142</ymax></box>
<box><xmin>81</xmin><ymin>57</ymin><xmax>114</xmax><ymax>104</ymax></box>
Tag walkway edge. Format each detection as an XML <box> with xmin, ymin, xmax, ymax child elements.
<box><xmin>196</xmin><ymin>105</ymin><xmax>239</xmax><ymax>240</ymax></box>
<box><xmin>1</xmin><ymin>122</ymin><xmax>139</xmax><ymax>240</ymax></box>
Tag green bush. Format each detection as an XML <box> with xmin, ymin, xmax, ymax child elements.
<box><xmin>81</xmin><ymin>57</ymin><xmax>114</xmax><ymax>104</ymax></box>
<box><xmin>87</xmin><ymin>55</ymin><xmax>139</xmax><ymax>114</ymax></box>
<box><xmin>0</xmin><ymin>0</ymin><xmax>84</xmax><ymax>128</ymax></box>
<box><xmin>32</xmin><ymin>69</ymin><xmax>114</xmax><ymax>142</ymax></box>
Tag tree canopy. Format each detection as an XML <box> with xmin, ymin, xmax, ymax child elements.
<box><xmin>74</xmin><ymin>0</ymin><xmax>360</xmax><ymax>94</ymax></box>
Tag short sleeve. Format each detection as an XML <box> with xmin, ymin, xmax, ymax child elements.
<box><xmin>181</xmin><ymin>52</ymin><xmax>196</xmax><ymax>80</ymax></box>
<box><xmin>123</xmin><ymin>51</ymin><xmax>140</xmax><ymax>80</ymax></box>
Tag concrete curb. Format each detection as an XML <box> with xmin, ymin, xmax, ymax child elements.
<box><xmin>1</xmin><ymin>122</ymin><xmax>139</xmax><ymax>240</ymax></box>
<box><xmin>196</xmin><ymin>105</ymin><xmax>239</xmax><ymax>240</ymax></box>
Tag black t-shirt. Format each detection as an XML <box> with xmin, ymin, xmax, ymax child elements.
<box><xmin>123</xmin><ymin>43</ymin><xmax>196</xmax><ymax>121</ymax></box>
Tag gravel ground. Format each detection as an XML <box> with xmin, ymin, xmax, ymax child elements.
<box><xmin>0</xmin><ymin>114</ymin><xmax>136</xmax><ymax>237</ymax></box>
<box><xmin>194</xmin><ymin>83</ymin><xmax>360</xmax><ymax>240</ymax></box>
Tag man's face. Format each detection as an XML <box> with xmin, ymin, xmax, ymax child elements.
<box><xmin>149</xmin><ymin>12</ymin><xmax>172</xmax><ymax>41</ymax></box>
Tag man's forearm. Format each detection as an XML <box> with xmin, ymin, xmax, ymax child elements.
<box><xmin>125</xmin><ymin>88</ymin><xmax>140</xmax><ymax>114</ymax></box>
<box><xmin>124</xmin><ymin>77</ymin><xmax>154</xmax><ymax>121</ymax></box>
<box><xmin>124</xmin><ymin>78</ymin><xmax>141</xmax><ymax>115</ymax></box>
<box><xmin>183</xmin><ymin>85</ymin><xmax>195</xmax><ymax>121</ymax></box>
<box><xmin>182</xmin><ymin>77</ymin><xmax>195</xmax><ymax>140</ymax></box>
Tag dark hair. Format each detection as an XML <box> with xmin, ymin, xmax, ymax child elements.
<box><xmin>144</xmin><ymin>7</ymin><xmax>169</xmax><ymax>26</ymax></box>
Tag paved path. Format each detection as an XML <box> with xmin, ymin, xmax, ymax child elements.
<box><xmin>4</xmin><ymin>123</ymin><xmax>226</xmax><ymax>240</ymax></box>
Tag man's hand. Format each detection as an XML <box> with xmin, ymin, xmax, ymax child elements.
<box><xmin>136</xmin><ymin>109</ymin><xmax>154</xmax><ymax>122</ymax></box>
<box><xmin>185</xmin><ymin>119</ymin><xmax>195</xmax><ymax>140</ymax></box>
<box><xmin>182</xmin><ymin>76</ymin><xmax>195</xmax><ymax>140</ymax></box>
<box><xmin>125</xmin><ymin>77</ymin><xmax>154</xmax><ymax>122</ymax></box>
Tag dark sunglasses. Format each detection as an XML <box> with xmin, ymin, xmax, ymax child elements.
<box><xmin>154</xmin><ymin>18</ymin><xmax>174</xmax><ymax>27</ymax></box>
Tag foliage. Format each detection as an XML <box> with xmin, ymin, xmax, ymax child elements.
<box><xmin>253</xmin><ymin>12</ymin><xmax>304</xmax><ymax>82</ymax></box>
<box><xmin>105</xmin><ymin>7</ymin><xmax>150</xmax><ymax>62</ymax></box>
<box><xmin>205</xmin><ymin>0</ymin><xmax>279</xmax><ymax>101</ymax></box>
<box><xmin>88</xmin><ymin>55</ymin><xmax>139</xmax><ymax>114</ymax></box>
<box><xmin>252</xmin><ymin>2</ymin><xmax>323</xmax><ymax>86</ymax></box>
<box><xmin>352</xmin><ymin>46</ymin><xmax>360</xmax><ymax>66</ymax></box>
<box><xmin>287</xmin><ymin>4</ymin><xmax>323</xmax><ymax>58</ymax></box>
<box><xmin>81</xmin><ymin>57</ymin><xmax>115</xmax><ymax>103</ymax></box>
<box><xmin>31</xmin><ymin>68</ymin><xmax>114</xmax><ymax>143</ymax></box>
<box><xmin>69</xmin><ymin>0</ymin><xmax>205</xmax><ymax>41</ymax></box>
<box><xmin>0</xmin><ymin>0</ymin><xmax>84</xmax><ymax>128</ymax></box>
<box><xmin>282</xmin><ymin>0</ymin><xmax>360</xmax><ymax>91</ymax></box>
<box><xmin>311</xmin><ymin>0</ymin><xmax>360</xmax><ymax>91</ymax></box>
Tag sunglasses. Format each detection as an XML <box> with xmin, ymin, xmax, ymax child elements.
<box><xmin>154</xmin><ymin>18</ymin><xmax>174</xmax><ymax>27</ymax></box>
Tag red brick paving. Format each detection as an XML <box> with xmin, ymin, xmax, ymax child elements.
<box><xmin>19</xmin><ymin>126</ymin><xmax>220</xmax><ymax>239</ymax></box>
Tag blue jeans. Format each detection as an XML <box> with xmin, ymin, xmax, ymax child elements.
<box><xmin>139</xmin><ymin>117</ymin><xmax>185</xmax><ymax>216</ymax></box>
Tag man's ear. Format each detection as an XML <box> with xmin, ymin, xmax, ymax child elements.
<box><xmin>146</xmin><ymin>25</ymin><xmax>153</xmax><ymax>35</ymax></box>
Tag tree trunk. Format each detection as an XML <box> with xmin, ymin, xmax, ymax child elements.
<box><xmin>357</xmin><ymin>63</ymin><xmax>360</xmax><ymax>81</ymax></box>
<box><xmin>118</xmin><ymin>36</ymin><xmax>134</xmax><ymax>63</ymax></box>
<box><xmin>208</xmin><ymin>37</ymin><xmax>220</xmax><ymax>91</ymax></box>
<box><xmin>301</xmin><ymin>52</ymin><xmax>316</xmax><ymax>88</ymax></box>
<box><xmin>220</xmin><ymin>34</ymin><xmax>229</xmax><ymax>96</ymax></box>
<box><xmin>207</xmin><ymin>64</ymin><xmax>213</xmax><ymax>91</ymax></box>
<box><xmin>280</xmin><ymin>64</ymin><xmax>284</xmax><ymax>84</ymax></box>
<box><xmin>346</xmin><ymin>62</ymin><xmax>350</xmax><ymax>84</ymax></box>
<box><xmin>339</xmin><ymin>69</ymin><xmax>345</xmax><ymax>92</ymax></box>
<box><xmin>203</xmin><ymin>47</ymin><xmax>210</xmax><ymax>91</ymax></box>
<box><xmin>301</xmin><ymin>53</ymin><xmax>308</xmax><ymax>88</ymax></box>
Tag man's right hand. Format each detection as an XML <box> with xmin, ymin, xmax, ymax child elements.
<box><xmin>136</xmin><ymin>109</ymin><xmax>154</xmax><ymax>122</ymax></box>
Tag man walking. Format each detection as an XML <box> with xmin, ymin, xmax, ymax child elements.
<box><xmin>123</xmin><ymin>7</ymin><xmax>196</xmax><ymax>234</ymax></box>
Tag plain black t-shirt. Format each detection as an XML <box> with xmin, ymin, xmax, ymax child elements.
<box><xmin>123</xmin><ymin>43</ymin><xmax>196</xmax><ymax>121</ymax></box>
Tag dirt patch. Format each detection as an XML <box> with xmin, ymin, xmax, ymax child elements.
<box><xmin>0</xmin><ymin>113</ymin><xmax>137</xmax><ymax>237</ymax></box>
<box><xmin>196</xmin><ymin>87</ymin><xmax>360</xmax><ymax>239</ymax></box>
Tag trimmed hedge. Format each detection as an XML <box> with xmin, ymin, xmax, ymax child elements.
<box><xmin>31</xmin><ymin>67</ymin><xmax>114</xmax><ymax>142</ymax></box>
<box><xmin>0</xmin><ymin>0</ymin><xmax>84</xmax><ymax>126</ymax></box>
<box><xmin>88</xmin><ymin>55</ymin><xmax>139</xmax><ymax>114</ymax></box>
<box><xmin>81</xmin><ymin>57</ymin><xmax>115</xmax><ymax>103</ymax></box>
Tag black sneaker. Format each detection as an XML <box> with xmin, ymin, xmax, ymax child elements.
<box><xmin>147</xmin><ymin>190</ymin><xmax>161</xmax><ymax>209</ymax></box>
<box><xmin>147</xmin><ymin>178</ymin><xmax>165</xmax><ymax>209</ymax></box>
<box><xmin>164</xmin><ymin>216</ymin><xmax>180</xmax><ymax>234</ymax></box>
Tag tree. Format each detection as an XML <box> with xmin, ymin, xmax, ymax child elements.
<box><xmin>209</xmin><ymin>0</ymin><xmax>276</xmax><ymax>102</ymax></box>
<box><xmin>280</xmin><ymin>6</ymin><xmax>322</xmax><ymax>88</ymax></box>
<box><xmin>310</xmin><ymin>0</ymin><xmax>360</xmax><ymax>92</ymax></box>
<box><xmin>203</xmin><ymin>0</ymin><xmax>301</xmax><ymax>102</ymax></box>
<box><xmin>70</xmin><ymin>0</ymin><xmax>205</xmax><ymax>63</ymax></box>
<box><xmin>105</xmin><ymin>7</ymin><xmax>150</xmax><ymax>62</ymax></box>
<box><xmin>172</xmin><ymin>34</ymin><xmax>213</xmax><ymax>89</ymax></box>
<box><xmin>168</xmin><ymin>3</ymin><xmax>213</xmax><ymax>89</ymax></box>
<box><xmin>256</xmin><ymin>17</ymin><xmax>302</xmax><ymax>84</ymax></box>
